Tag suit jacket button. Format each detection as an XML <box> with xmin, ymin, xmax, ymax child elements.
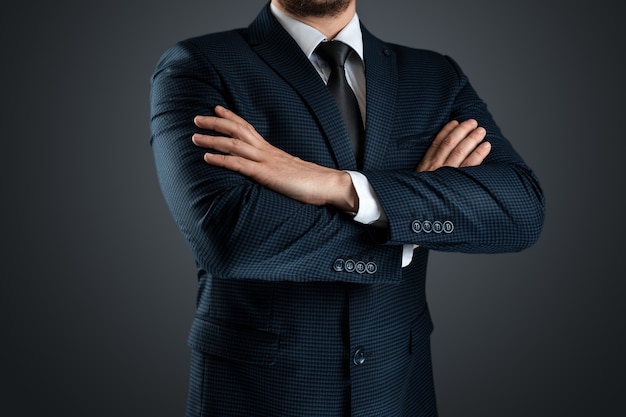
<box><xmin>443</xmin><ymin>220</ymin><xmax>454</xmax><ymax>233</ymax></box>
<box><xmin>422</xmin><ymin>220</ymin><xmax>433</xmax><ymax>233</ymax></box>
<box><xmin>333</xmin><ymin>259</ymin><xmax>345</xmax><ymax>272</ymax></box>
<box><xmin>353</xmin><ymin>349</ymin><xmax>366</xmax><ymax>365</ymax></box>
<box><xmin>412</xmin><ymin>220</ymin><xmax>422</xmax><ymax>233</ymax></box>
<box><xmin>355</xmin><ymin>261</ymin><xmax>367</xmax><ymax>274</ymax></box>
<box><xmin>433</xmin><ymin>221</ymin><xmax>443</xmax><ymax>233</ymax></box>
<box><xmin>366</xmin><ymin>262</ymin><xmax>377</xmax><ymax>274</ymax></box>
<box><xmin>345</xmin><ymin>259</ymin><xmax>356</xmax><ymax>273</ymax></box>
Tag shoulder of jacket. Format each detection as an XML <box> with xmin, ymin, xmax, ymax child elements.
<box><xmin>179</xmin><ymin>28</ymin><xmax>248</xmax><ymax>52</ymax></box>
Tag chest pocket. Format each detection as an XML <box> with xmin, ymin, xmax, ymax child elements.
<box><xmin>394</xmin><ymin>130</ymin><xmax>438</xmax><ymax>149</ymax></box>
<box><xmin>383</xmin><ymin>131</ymin><xmax>438</xmax><ymax>170</ymax></box>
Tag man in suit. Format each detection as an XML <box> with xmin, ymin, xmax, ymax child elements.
<box><xmin>150</xmin><ymin>0</ymin><xmax>545</xmax><ymax>415</ymax></box>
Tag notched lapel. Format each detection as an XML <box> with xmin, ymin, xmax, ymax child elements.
<box><xmin>247</xmin><ymin>5</ymin><xmax>358</xmax><ymax>170</ymax></box>
<box><xmin>362</xmin><ymin>28</ymin><xmax>398</xmax><ymax>170</ymax></box>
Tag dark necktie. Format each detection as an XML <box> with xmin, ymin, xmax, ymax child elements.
<box><xmin>315</xmin><ymin>40</ymin><xmax>365</xmax><ymax>165</ymax></box>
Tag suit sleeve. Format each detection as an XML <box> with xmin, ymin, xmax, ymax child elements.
<box><xmin>149</xmin><ymin>40</ymin><xmax>404</xmax><ymax>283</ymax></box>
<box><xmin>364</xmin><ymin>56</ymin><xmax>545</xmax><ymax>253</ymax></box>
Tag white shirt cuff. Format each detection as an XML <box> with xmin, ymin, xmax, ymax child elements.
<box><xmin>344</xmin><ymin>171</ymin><xmax>383</xmax><ymax>224</ymax></box>
<box><xmin>401</xmin><ymin>245</ymin><xmax>415</xmax><ymax>267</ymax></box>
<box><xmin>344</xmin><ymin>171</ymin><xmax>415</xmax><ymax>268</ymax></box>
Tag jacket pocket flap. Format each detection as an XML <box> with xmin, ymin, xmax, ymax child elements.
<box><xmin>187</xmin><ymin>317</ymin><xmax>279</xmax><ymax>366</ymax></box>
<box><xmin>395</xmin><ymin>130</ymin><xmax>438</xmax><ymax>148</ymax></box>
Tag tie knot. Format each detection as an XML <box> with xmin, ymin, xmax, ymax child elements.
<box><xmin>316</xmin><ymin>40</ymin><xmax>352</xmax><ymax>68</ymax></box>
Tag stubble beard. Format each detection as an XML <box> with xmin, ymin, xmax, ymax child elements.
<box><xmin>276</xmin><ymin>0</ymin><xmax>352</xmax><ymax>18</ymax></box>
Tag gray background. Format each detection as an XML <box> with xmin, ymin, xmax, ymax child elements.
<box><xmin>3</xmin><ymin>0</ymin><xmax>624</xmax><ymax>416</ymax></box>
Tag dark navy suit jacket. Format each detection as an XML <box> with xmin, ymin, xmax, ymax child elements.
<box><xmin>150</xmin><ymin>4</ymin><xmax>544</xmax><ymax>416</ymax></box>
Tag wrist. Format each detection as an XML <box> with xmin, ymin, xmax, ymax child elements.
<box><xmin>326</xmin><ymin>171</ymin><xmax>359</xmax><ymax>212</ymax></box>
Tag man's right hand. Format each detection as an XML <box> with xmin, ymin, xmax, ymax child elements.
<box><xmin>417</xmin><ymin>119</ymin><xmax>491</xmax><ymax>172</ymax></box>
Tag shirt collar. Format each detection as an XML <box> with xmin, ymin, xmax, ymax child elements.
<box><xmin>270</xmin><ymin>2</ymin><xmax>364</xmax><ymax>61</ymax></box>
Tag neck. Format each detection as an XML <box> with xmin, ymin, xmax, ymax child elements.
<box><xmin>271</xmin><ymin>0</ymin><xmax>356</xmax><ymax>40</ymax></box>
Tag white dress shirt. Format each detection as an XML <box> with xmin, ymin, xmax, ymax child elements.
<box><xmin>270</xmin><ymin>3</ymin><xmax>414</xmax><ymax>266</ymax></box>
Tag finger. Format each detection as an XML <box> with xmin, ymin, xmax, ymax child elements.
<box><xmin>214</xmin><ymin>105</ymin><xmax>255</xmax><ymax>131</ymax></box>
<box><xmin>194</xmin><ymin>114</ymin><xmax>245</xmax><ymax>136</ymax></box>
<box><xmin>194</xmin><ymin>115</ymin><xmax>224</xmax><ymax>132</ymax></box>
<box><xmin>443</xmin><ymin>125</ymin><xmax>487</xmax><ymax>167</ymax></box>
<box><xmin>202</xmin><ymin>151</ymin><xmax>252</xmax><ymax>174</ymax></box>
<box><xmin>195</xmin><ymin>116</ymin><xmax>267</xmax><ymax>151</ymax></box>
<box><xmin>419</xmin><ymin>120</ymin><xmax>459</xmax><ymax>164</ymax></box>
<box><xmin>431</xmin><ymin>120</ymin><xmax>461</xmax><ymax>147</ymax></box>
<box><xmin>418</xmin><ymin>119</ymin><xmax>479</xmax><ymax>171</ymax></box>
<box><xmin>194</xmin><ymin>114</ymin><xmax>217</xmax><ymax>129</ymax></box>
<box><xmin>195</xmin><ymin>108</ymin><xmax>265</xmax><ymax>146</ymax></box>
<box><xmin>192</xmin><ymin>133</ymin><xmax>261</xmax><ymax>161</ymax></box>
<box><xmin>441</xmin><ymin>119</ymin><xmax>479</xmax><ymax>152</ymax></box>
<box><xmin>459</xmin><ymin>141</ymin><xmax>491</xmax><ymax>167</ymax></box>
<box><xmin>429</xmin><ymin>119</ymin><xmax>478</xmax><ymax>162</ymax></box>
<box><xmin>201</xmin><ymin>106</ymin><xmax>259</xmax><ymax>139</ymax></box>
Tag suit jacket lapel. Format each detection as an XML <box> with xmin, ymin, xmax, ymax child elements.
<box><xmin>361</xmin><ymin>27</ymin><xmax>397</xmax><ymax>170</ymax></box>
<box><xmin>246</xmin><ymin>5</ymin><xmax>357</xmax><ymax>169</ymax></box>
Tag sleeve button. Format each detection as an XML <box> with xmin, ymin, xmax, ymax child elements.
<box><xmin>333</xmin><ymin>259</ymin><xmax>345</xmax><ymax>272</ymax></box>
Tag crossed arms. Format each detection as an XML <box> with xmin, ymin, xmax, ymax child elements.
<box><xmin>150</xmin><ymin>40</ymin><xmax>544</xmax><ymax>282</ymax></box>
<box><xmin>192</xmin><ymin>105</ymin><xmax>492</xmax><ymax>213</ymax></box>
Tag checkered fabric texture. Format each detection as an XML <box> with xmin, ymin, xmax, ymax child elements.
<box><xmin>150</xmin><ymin>4</ymin><xmax>544</xmax><ymax>416</ymax></box>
